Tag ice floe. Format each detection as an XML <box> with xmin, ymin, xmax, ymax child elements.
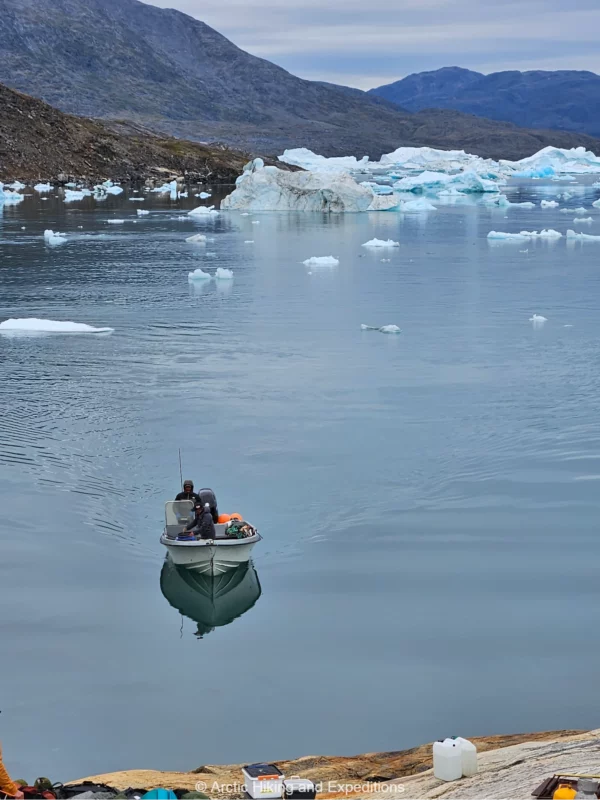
<box><xmin>245</xmin><ymin>240</ymin><xmax>254</xmax><ymax>244</ymax></box>
<box><xmin>402</xmin><ymin>197</ymin><xmax>437</xmax><ymax>212</ymax></box>
<box><xmin>303</xmin><ymin>256</ymin><xmax>339</xmax><ymax>266</ymax></box>
<box><xmin>487</xmin><ymin>229</ymin><xmax>562</xmax><ymax>241</ymax></box>
<box><xmin>566</xmin><ymin>229</ymin><xmax>600</xmax><ymax>241</ymax></box>
<box><xmin>186</xmin><ymin>233</ymin><xmax>207</xmax><ymax>243</ymax></box>
<box><xmin>188</xmin><ymin>268</ymin><xmax>212</xmax><ymax>282</ymax></box>
<box><xmin>394</xmin><ymin>170</ymin><xmax>499</xmax><ymax>194</ymax></box>
<box><xmin>0</xmin><ymin>318</ymin><xmax>113</xmax><ymax>334</ymax></box>
<box><xmin>361</xmin><ymin>324</ymin><xmax>401</xmax><ymax>334</ymax></box>
<box><xmin>540</xmin><ymin>200</ymin><xmax>559</xmax><ymax>208</ymax></box>
<box><xmin>573</xmin><ymin>217</ymin><xmax>593</xmax><ymax>223</ymax></box>
<box><xmin>64</xmin><ymin>189</ymin><xmax>91</xmax><ymax>202</ymax></box>
<box><xmin>44</xmin><ymin>229</ymin><xmax>67</xmax><ymax>246</ymax></box>
<box><xmin>214</xmin><ymin>268</ymin><xmax>234</xmax><ymax>281</ymax></box>
<box><xmin>196</xmin><ymin>191</ymin><xmax>212</xmax><ymax>199</ymax></box>
<box><xmin>483</xmin><ymin>194</ymin><xmax>535</xmax><ymax>208</ymax></box>
<box><xmin>106</xmin><ymin>219</ymin><xmax>126</xmax><ymax>224</ymax></box>
<box><xmin>574</xmin><ymin>207</ymin><xmax>588</xmax><ymax>214</ymax></box>
<box><xmin>137</xmin><ymin>209</ymin><xmax>150</xmax><ymax>216</ymax></box>
<box><xmin>34</xmin><ymin>183</ymin><xmax>53</xmax><ymax>193</ymax></box>
<box><xmin>129</xmin><ymin>197</ymin><xmax>146</xmax><ymax>202</ymax></box>
<box><xmin>188</xmin><ymin>205</ymin><xmax>219</xmax><ymax>216</ymax></box>
<box><xmin>529</xmin><ymin>314</ymin><xmax>547</xmax><ymax>327</ymax></box>
<box><xmin>362</xmin><ymin>238</ymin><xmax>400</xmax><ymax>248</ymax></box>
<box><xmin>0</xmin><ymin>183</ymin><xmax>25</xmax><ymax>205</ymax></box>
<box><xmin>222</xmin><ymin>158</ymin><xmax>400</xmax><ymax>213</ymax></box>
<box><xmin>593</xmin><ymin>199</ymin><xmax>600</xmax><ymax>208</ymax></box>
<box><xmin>152</xmin><ymin>180</ymin><xmax>179</xmax><ymax>198</ymax></box>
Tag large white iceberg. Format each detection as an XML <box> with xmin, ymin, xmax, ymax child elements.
<box><xmin>222</xmin><ymin>159</ymin><xmax>397</xmax><ymax>213</ymax></box>
<box><xmin>0</xmin><ymin>318</ymin><xmax>113</xmax><ymax>334</ymax></box>
<box><xmin>506</xmin><ymin>147</ymin><xmax>600</xmax><ymax>176</ymax></box>
<box><xmin>279</xmin><ymin>148</ymin><xmax>369</xmax><ymax>172</ymax></box>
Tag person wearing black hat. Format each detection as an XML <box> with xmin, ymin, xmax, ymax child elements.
<box><xmin>175</xmin><ymin>479</ymin><xmax>200</xmax><ymax>504</ymax></box>
<box><xmin>182</xmin><ymin>502</ymin><xmax>216</xmax><ymax>540</ymax></box>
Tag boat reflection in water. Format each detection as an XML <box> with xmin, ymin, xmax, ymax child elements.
<box><xmin>160</xmin><ymin>557</ymin><xmax>262</xmax><ymax>638</ymax></box>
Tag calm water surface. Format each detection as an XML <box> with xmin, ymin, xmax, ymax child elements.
<box><xmin>1</xmin><ymin>181</ymin><xmax>600</xmax><ymax>778</ymax></box>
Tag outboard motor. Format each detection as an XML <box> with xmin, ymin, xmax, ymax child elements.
<box><xmin>198</xmin><ymin>488</ymin><xmax>219</xmax><ymax>523</ymax></box>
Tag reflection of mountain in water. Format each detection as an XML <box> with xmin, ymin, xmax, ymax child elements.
<box><xmin>160</xmin><ymin>558</ymin><xmax>262</xmax><ymax>638</ymax></box>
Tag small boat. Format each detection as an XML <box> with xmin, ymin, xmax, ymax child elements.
<box><xmin>160</xmin><ymin>500</ymin><xmax>261</xmax><ymax>575</ymax></box>
<box><xmin>160</xmin><ymin>558</ymin><xmax>262</xmax><ymax>637</ymax></box>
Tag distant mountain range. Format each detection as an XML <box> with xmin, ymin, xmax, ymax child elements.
<box><xmin>369</xmin><ymin>67</ymin><xmax>600</xmax><ymax>137</ymax></box>
<box><xmin>1</xmin><ymin>0</ymin><xmax>600</xmax><ymax>160</ymax></box>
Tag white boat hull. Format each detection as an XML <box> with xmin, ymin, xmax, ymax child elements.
<box><xmin>160</xmin><ymin>533</ymin><xmax>261</xmax><ymax>575</ymax></box>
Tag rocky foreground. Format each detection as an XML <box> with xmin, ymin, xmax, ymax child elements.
<box><xmin>78</xmin><ymin>729</ymin><xmax>600</xmax><ymax>799</ymax></box>
<box><xmin>0</xmin><ymin>83</ymin><xmax>255</xmax><ymax>184</ymax></box>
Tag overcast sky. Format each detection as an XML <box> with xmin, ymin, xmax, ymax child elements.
<box><xmin>145</xmin><ymin>0</ymin><xmax>600</xmax><ymax>89</ymax></box>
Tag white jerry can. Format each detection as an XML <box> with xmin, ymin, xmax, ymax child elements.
<box><xmin>451</xmin><ymin>736</ymin><xmax>478</xmax><ymax>777</ymax></box>
<box><xmin>433</xmin><ymin>739</ymin><xmax>462</xmax><ymax>782</ymax></box>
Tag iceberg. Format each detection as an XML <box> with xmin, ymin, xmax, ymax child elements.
<box><xmin>152</xmin><ymin>180</ymin><xmax>179</xmax><ymax>198</ymax></box>
<box><xmin>402</xmin><ymin>197</ymin><xmax>437</xmax><ymax>212</ymax></box>
<box><xmin>129</xmin><ymin>197</ymin><xmax>146</xmax><ymax>202</ymax></box>
<box><xmin>540</xmin><ymin>200</ymin><xmax>559</xmax><ymax>208</ymax></box>
<box><xmin>137</xmin><ymin>209</ymin><xmax>150</xmax><ymax>216</ymax></box>
<box><xmin>393</xmin><ymin>170</ymin><xmax>499</xmax><ymax>194</ymax></box>
<box><xmin>196</xmin><ymin>191</ymin><xmax>212</xmax><ymax>199</ymax></box>
<box><xmin>64</xmin><ymin>189</ymin><xmax>91</xmax><ymax>202</ymax></box>
<box><xmin>245</xmin><ymin>240</ymin><xmax>254</xmax><ymax>244</ymax></box>
<box><xmin>0</xmin><ymin>183</ymin><xmax>24</xmax><ymax>205</ymax></box>
<box><xmin>574</xmin><ymin>207</ymin><xmax>587</xmax><ymax>214</ymax></box>
<box><xmin>44</xmin><ymin>229</ymin><xmax>67</xmax><ymax>246</ymax></box>
<box><xmin>487</xmin><ymin>229</ymin><xmax>562</xmax><ymax>240</ymax></box>
<box><xmin>529</xmin><ymin>314</ymin><xmax>547</xmax><ymax>326</ymax></box>
<box><xmin>222</xmin><ymin>158</ymin><xmax>395</xmax><ymax>213</ymax></box>
<box><xmin>573</xmin><ymin>217</ymin><xmax>593</xmax><ymax>223</ymax></box>
<box><xmin>188</xmin><ymin>268</ymin><xmax>212</xmax><ymax>283</ymax></box>
<box><xmin>34</xmin><ymin>183</ymin><xmax>53</xmax><ymax>193</ymax></box>
<box><xmin>7</xmin><ymin>181</ymin><xmax>26</xmax><ymax>191</ymax></box>
<box><xmin>186</xmin><ymin>233</ymin><xmax>207</xmax><ymax>243</ymax></box>
<box><xmin>278</xmin><ymin>148</ymin><xmax>369</xmax><ymax>172</ymax></box>
<box><xmin>303</xmin><ymin>256</ymin><xmax>339</xmax><ymax>266</ymax></box>
<box><xmin>509</xmin><ymin>146</ymin><xmax>600</xmax><ymax>175</ymax></box>
<box><xmin>361</xmin><ymin>324</ymin><xmax>401</xmax><ymax>334</ymax></box>
<box><xmin>106</xmin><ymin>219</ymin><xmax>126</xmax><ymax>224</ymax></box>
<box><xmin>214</xmin><ymin>267</ymin><xmax>234</xmax><ymax>281</ymax></box>
<box><xmin>101</xmin><ymin>181</ymin><xmax>123</xmax><ymax>196</ymax></box>
<box><xmin>362</xmin><ymin>238</ymin><xmax>400</xmax><ymax>248</ymax></box>
<box><xmin>483</xmin><ymin>194</ymin><xmax>535</xmax><ymax>208</ymax></box>
<box><xmin>566</xmin><ymin>229</ymin><xmax>600</xmax><ymax>241</ymax></box>
<box><xmin>593</xmin><ymin>199</ymin><xmax>600</xmax><ymax>208</ymax></box>
<box><xmin>188</xmin><ymin>205</ymin><xmax>219</xmax><ymax>216</ymax></box>
<box><xmin>0</xmin><ymin>318</ymin><xmax>113</xmax><ymax>334</ymax></box>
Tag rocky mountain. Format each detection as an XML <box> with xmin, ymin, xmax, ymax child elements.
<box><xmin>1</xmin><ymin>0</ymin><xmax>600</xmax><ymax>160</ymax></box>
<box><xmin>0</xmin><ymin>82</ymin><xmax>254</xmax><ymax>183</ymax></box>
<box><xmin>369</xmin><ymin>67</ymin><xmax>600</xmax><ymax>137</ymax></box>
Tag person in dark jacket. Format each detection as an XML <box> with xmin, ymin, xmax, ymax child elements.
<box><xmin>183</xmin><ymin>503</ymin><xmax>216</xmax><ymax>540</ymax></box>
<box><xmin>175</xmin><ymin>479</ymin><xmax>201</xmax><ymax>504</ymax></box>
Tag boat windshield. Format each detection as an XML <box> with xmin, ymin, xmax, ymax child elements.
<box><xmin>165</xmin><ymin>500</ymin><xmax>195</xmax><ymax>537</ymax></box>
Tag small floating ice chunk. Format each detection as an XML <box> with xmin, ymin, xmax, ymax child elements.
<box><xmin>488</xmin><ymin>229</ymin><xmax>562</xmax><ymax>240</ymax></box>
<box><xmin>214</xmin><ymin>267</ymin><xmax>234</xmax><ymax>281</ymax></box>
<box><xmin>529</xmin><ymin>314</ymin><xmax>547</xmax><ymax>327</ymax></box>
<box><xmin>196</xmin><ymin>192</ymin><xmax>212</xmax><ymax>199</ymax></box>
<box><xmin>361</xmin><ymin>323</ymin><xmax>401</xmax><ymax>334</ymax></box>
<box><xmin>129</xmin><ymin>197</ymin><xmax>146</xmax><ymax>201</ymax></box>
<box><xmin>106</xmin><ymin>219</ymin><xmax>126</xmax><ymax>224</ymax></box>
<box><xmin>188</xmin><ymin>268</ymin><xmax>212</xmax><ymax>283</ymax></box>
<box><xmin>0</xmin><ymin>318</ymin><xmax>113</xmax><ymax>334</ymax></box>
<box><xmin>188</xmin><ymin>205</ymin><xmax>219</xmax><ymax>216</ymax></box>
<box><xmin>566</xmin><ymin>229</ymin><xmax>600</xmax><ymax>241</ymax></box>
<box><xmin>592</xmin><ymin>199</ymin><xmax>600</xmax><ymax>208</ymax></box>
<box><xmin>64</xmin><ymin>189</ymin><xmax>91</xmax><ymax>202</ymax></box>
<box><xmin>44</xmin><ymin>229</ymin><xmax>67</xmax><ymax>246</ymax></box>
<box><xmin>34</xmin><ymin>183</ymin><xmax>53</xmax><ymax>193</ymax></box>
<box><xmin>244</xmin><ymin>240</ymin><xmax>254</xmax><ymax>244</ymax></box>
<box><xmin>303</xmin><ymin>256</ymin><xmax>339</xmax><ymax>266</ymax></box>
<box><xmin>186</xmin><ymin>233</ymin><xmax>207</xmax><ymax>243</ymax></box>
<box><xmin>575</xmin><ymin>207</ymin><xmax>587</xmax><ymax>214</ymax></box>
<box><xmin>402</xmin><ymin>197</ymin><xmax>437</xmax><ymax>212</ymax></box>
<box><xmin>574</xmin><ymin>217</ymin><xmax>593</xmax><ymax>224</ymax></box>
<box><xmin>362</xmin><ymin>238</ymin><xmax>400</xmax><ymax>248</ymax></box>
<box><xmin>137</xmin><ymin>209</ymin><xmax>150</xmax><ymax>216</ymax></box>
<box><xmin>540</xmin><ymin>200</ymin><xmax>559</xmax><ymax>208</ymax></box>
<box><xmin>251</xmin><ymin>220</ymin><xmax>260</xmax><ymax>225</ymax></box>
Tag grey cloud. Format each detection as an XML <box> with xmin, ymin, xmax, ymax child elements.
<box><xmin>145</xmin><ymin>0</ymin><xmax>600</xmax><ymax>87</ymax></box>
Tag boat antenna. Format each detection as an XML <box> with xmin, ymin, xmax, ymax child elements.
<box><xmin>178</xmin><ymin>448</ymin><xmax>183</xmax><ymax>486</ymax></box>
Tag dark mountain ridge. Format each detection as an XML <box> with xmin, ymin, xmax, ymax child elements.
<box><xmin>1</xmin><ymin>0</ymin><xmax>600</xmax><ymax>159</ymax></box>
<box><xmin>369</xmin><ymin>67</ymin><xmax>600</xmax><ymax>137</ymax></box>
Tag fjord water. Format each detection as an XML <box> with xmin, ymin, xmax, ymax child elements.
<box><xmin>2</xmin><ymin>183</ymin><xmax>600</xmax><ymax>779</ymax></box>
